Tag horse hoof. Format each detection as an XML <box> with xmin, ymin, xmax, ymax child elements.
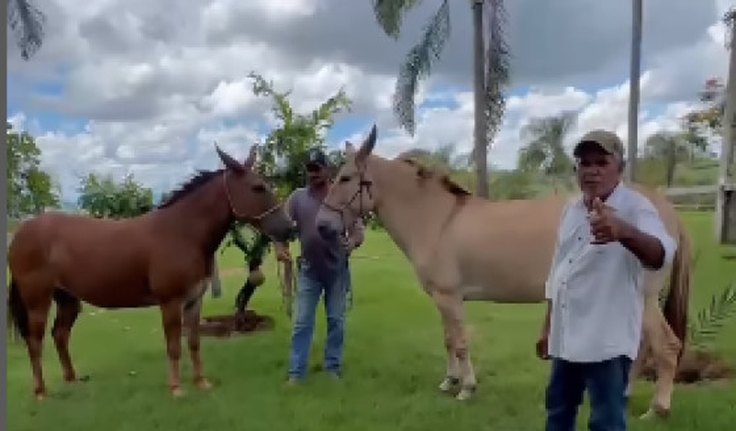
<box><xmin>195</xmin><ymin>378</ymin><xmax>212</xmax><ymax>391</ymax></box>
<box><xmin>64</xmin><ymin>374</ymin><xmax>82</xmax><ymax>383</ymax></box>
<box><xmin>34</xmin><ymin>392</ymin><xmax>46</xmax><ymax>401</ymax></box>
<box><xmin>438</xmin><ymin>377</ymin><xmax>459</xmax><ymax>393</ymax></box>
<box><xmin>171</xmin><ymin>386</ymin><xmax>185</xmax><ymax>398</ymax></box>
<box><xmin>456</xmin><ymin>387</ymin><xmax>475</xmax><ymax>401</ymax></box>
<box><xmin>639</xmin><ymin>406</ymin><xmax>670</xmax><ymax>420</ymax></box>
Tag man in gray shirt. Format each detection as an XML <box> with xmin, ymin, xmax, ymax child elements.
<box><xmin>275</xmin><ymin>148</ymin><xmax>364</xmax><ymax>383</ymax></box>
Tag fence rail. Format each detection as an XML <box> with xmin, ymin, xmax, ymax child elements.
<box><xmin>663</xmin><ymin>185</ymin><xmax>719</xmax><ymax>197</ymax></box>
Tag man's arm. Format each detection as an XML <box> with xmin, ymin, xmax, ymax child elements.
<box><xmin>618</xmin><ymin>201</ymin><xmax>677</xmax><ymax>271</ymax></box>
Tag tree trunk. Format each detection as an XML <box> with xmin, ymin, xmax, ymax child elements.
<box><xmin>473</xmin><ymin>0</ymin><xmax>489</xmax><ymax>198</ymax></box>
<box><xmin>716</xmin><ymin>17</ymin><xmax>736</xmax><ymax>244</ymax></box>
<box><xmin>666</xmin><ymin>143</ymin><xmax>676</xmax><ymax>187</ymax></box>
<box><xmin>626</xmin><ymin>0</ymin><xmax>642</xmax><ymax>183</ymax></box>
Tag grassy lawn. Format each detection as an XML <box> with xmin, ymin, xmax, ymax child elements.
<box><xmin>6</xmin><ymin>211</ymin><xmax>736</xmax><ymax>430</ymax></box>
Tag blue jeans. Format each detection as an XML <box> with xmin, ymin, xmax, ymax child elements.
<box><xmin>545</xmin><ymin>356</ymin><xmax>632</xmax><ymax>431</ymax></box>
<box><xmin>288</xmin><ymin>261</ymin><xmax>350</xmax><ymax>379</ymax></box>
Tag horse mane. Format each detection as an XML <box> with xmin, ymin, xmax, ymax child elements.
<box><xmin>394</xmin><ymin>153</ymin><xmax>472</xmax><ymax>200</ymax></box>
<box><xmin>157</xmin><ymin>169</ymin><xmax>223</xmax><ymax>209</ymax></box>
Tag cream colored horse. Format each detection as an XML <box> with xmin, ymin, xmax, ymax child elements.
<box><xmin>315</xmin><ymin>126</ymin><xmax>692</xmax><ymax>419</ymax></box>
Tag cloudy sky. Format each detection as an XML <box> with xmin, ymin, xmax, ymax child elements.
<box><xmin>6</xmin><ymin>0</ymin><xmax>734</xmax><ymax>201</ymax></box>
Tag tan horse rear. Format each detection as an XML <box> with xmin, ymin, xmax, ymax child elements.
<box><xmin>315</xmin><ymin>126</ymin><xmax>691</xmax><ymax>419</ymax></box>
<box><xmin>7</xmin><ymin>145</ymin><xmax>295</xmax><ymax>400</ymax></box>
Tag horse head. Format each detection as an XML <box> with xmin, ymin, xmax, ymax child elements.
<box><xmin>315</xmin><ymin>124</ymin><xmax>378</xmax><ymax>241</ymax></box>
<box><xmin>215</xmin><ymin>144</ymin><xmax>295</xmax><ymax>242</ymax></box>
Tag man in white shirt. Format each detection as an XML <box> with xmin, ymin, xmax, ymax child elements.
<box><xmin>536</xmin><ymin>130</ymin><xmax>677</xmax><ymax>431</ymax></box>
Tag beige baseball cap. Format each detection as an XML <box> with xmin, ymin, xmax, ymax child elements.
<box><xmin>573</xmin><ymin>129</ymin><xmax>625</xmax><ymax>158</ymax></box>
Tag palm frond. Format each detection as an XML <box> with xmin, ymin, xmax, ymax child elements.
<box><xmin>8</xmin><ymin>0</ymin><xmax>47</xmax><ymax>60</ymax></box>
<box><xmin>482</xmin><ymin>0</ymin><xmax>511</xmax><ymax>145</ymax></box>
<box><xmin>724</xmin><ymin>7</ymin><xmax>736</xmax><ymax>49</ymax></box>
<box><xmin>517</xmin><ymin>140</ymin><xmax>547</xmax><ymax>173</ymax></box>
<box><xmin>372</xmin><ymin>0</ymin><xmax>424</xmax><ymax>39</ymax></box>
<box><xmin>517</xmin><ymin>111</ymin><xmax>576</xmax><ymax>177</ymax></box>
<box><xmin>687</xmin><ymin>282</ymin><xmax>736</xmax><ymax>351</ymax></box>
<box><xmin>393</xmin><ymin>0</ymin><xmax>450</xmax><ymax>135</ymax></box>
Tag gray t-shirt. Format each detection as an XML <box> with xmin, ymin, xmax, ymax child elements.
<box><xmin>286</xmin><ymin>187</ymin><xmax>364</xmax><ymax>284</ymax></box>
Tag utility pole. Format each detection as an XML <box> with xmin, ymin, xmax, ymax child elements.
<box><xmin>716</xmin><ymin>13</ymin><xmax>736</xmax><ymax>245</ymax></box>
<box><xmin>626</xmin><ymin>0</ymin><xmax>642</xmax><ymax>182</ymax></box>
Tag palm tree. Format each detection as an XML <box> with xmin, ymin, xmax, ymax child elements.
<box><xmin>7</xmin><ymin>0</ymin><xmax>47</xmax><ymax>60</ymax></box>
<box><xmin>371</xmin><ymin>0</ymin><xmax>510</xmax><ymax>198</ymax></box>
<box><xmin>516</xmin><ymin>111</ymin><xmax>576</xmax><ymax>193</ymax></box>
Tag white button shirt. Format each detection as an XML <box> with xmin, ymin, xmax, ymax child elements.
<box><xmin>545</xmin><ymin>183</ymin><xmax>677</xmax><ymax>363</ymax></box>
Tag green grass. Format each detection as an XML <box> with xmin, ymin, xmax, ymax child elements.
<box><xmin>6</xmin><ymin>211</ymin><xmax>736</xmax><ymax>431</ymax></box>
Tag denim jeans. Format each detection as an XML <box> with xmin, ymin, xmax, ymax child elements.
<box><xmin>545</xmin><ymin>356</ymin><xmax>632</xmax><ymax>431</ymax></box>
<box><xmin>288</xmin><ymin>261</ymin><xmax>351</xmax><ymax>379</ymax></box>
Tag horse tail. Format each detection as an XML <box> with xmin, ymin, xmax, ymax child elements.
<box><xmin>8</xmin><ymin>278</ymin><xmax>30</xmax><ymax>339</ymax></box>
<box><xmin>662</xmin><ymin>217</ymin><xmax>692</xmax><ymax>363</ymax></box>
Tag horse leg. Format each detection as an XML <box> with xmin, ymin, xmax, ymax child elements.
<box><xmin>26</xmin><ymin>290</ymin><xmax>53</xmax><ymax>400</ymax></box>
<box><xmin>626</xmin><ymin>337</ymin><xmax>650</xmax><ymax>398</ymax></box>
<box><xmin>160</xmin><ymin>300</ymin><xmax>184</xmax><ymax>397</ymax></box>
<box><xmin>51</xmin><ymin>289</ymin><xmax>82</xmax><ymax>383</ymax></box>
<box><xmin>431</xmin><ymin>289</ymin><xmax>476</xmax><ymax>401</ymax></box>
<box><xmin>639</xmin><ymin>300</ymin><xmax>681</xmax><ymax>419</ymax></box>
<box><xmin>183</xmin><ymin>295</ymin><xmax>211</xmax><ymax>391</ymax></box>
<box><xmin>638</xmin><ymin>272</ymin><xmax>682</xmax><ymax>419</ymax></box>
<box><xmin>437</xmin><ymin>321</ymin><xmax>461</xmax><ymax>393</ymax></box>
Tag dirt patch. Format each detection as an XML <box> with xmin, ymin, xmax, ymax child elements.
<box><xmin>194</xmin><ymin>310</ymin><xmax>275</xmax><ymax>338</ymax></box>
<box><xmin>639</xmin><ymin>349</ymin><xmax>735</xmax><ymax>384</ymax></box>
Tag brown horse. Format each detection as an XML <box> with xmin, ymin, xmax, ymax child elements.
<box><xmin>315</xmin><ymin>126</ymin><xmax>691</xmax><ymax>419</ymax></box>
<box><xmin>7</xmin><ymin>145</ymin><xmax>295</xmax><ymax>400</ymax></box>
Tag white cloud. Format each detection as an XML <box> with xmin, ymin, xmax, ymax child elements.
<box><xmin>8</xmin><ymin>112</ymin><xmax>26</xmax><ymax>130</ymax></box>
<box><xmin>6</xmin><ymin>0</ymin><xmax>731</xmax><ymax>203</ymax></box>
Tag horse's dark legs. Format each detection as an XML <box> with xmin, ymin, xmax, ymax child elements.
<box><xmin>184</xmin><ymin>295</ymin><xmax>211</xmax><ymax>390</ymax></box>
<box><xmin>26</xmin><ymin>293</ymin><xmax>53</xmax><ymax>400</ymax></box>
<box><xmin>160</xmin><ymin>300</ymin><xmax>184</xmax><ymax>397</ymax></box>
<box><xmin>51</xmin><ymin>289</ymin><xmax>82</xmax><ymax>382</ymax></box>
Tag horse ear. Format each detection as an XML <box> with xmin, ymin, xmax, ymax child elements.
<box><xmin>356</xmin><ymin>124</ymin><xmax>377</xmax><ymax>162</ymax></box>
<box><xmin>244</xmin><ymin>144</ymin><xmax>258</xmax><ymax>170</ymax></box>
<box><xmin>215</xmin><ymin>143</ymin><xmax>245</xmax><ymax>174</ymax></box>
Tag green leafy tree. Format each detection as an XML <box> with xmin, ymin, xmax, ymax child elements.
<box><xmin>488</xmin><ymin>169</ymin><xmax>536</xmax><ymax>201</ymax></box>
<box><xmin>6</xmin><ymin>123</ymin><xmax>60</xmax><ymax>218</ymax></box>
<box><xmin>683</xmin><ymin>78</ymin><xmax>726</xmax><ymax>149</ymax></box>
<box><xmin>8</xmin><ymin>0</ymin><xmax>46</xmax><ymax>60</ymax></box>
<box><xmin>247</xmin><ymin>71</ymin><xmax>352</xmax><ymax>199</ymax></box>
<box><xmin>219</xmin><ymin>72</ymin><xmax>353</xmax><ymax>313</ymax></box>
<box><xmin>372</xmin><ymin>0</ymin><xmax>511</xmax><ymax>197</ymax></box>
<box><xmin>642</xmin><ymin>131</ymin><xmax>691</xmax><ymax>187</ymax></box>
<box><xmin>76</xmin><ymin>173</ymin><xmax>154</xmax><ymax>219</ymax></box>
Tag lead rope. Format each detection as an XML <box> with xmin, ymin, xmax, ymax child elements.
<box><xmin>275</xmin><ymin>253</ymin><xmax>295</xmax><ymax>319</ymax></box>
